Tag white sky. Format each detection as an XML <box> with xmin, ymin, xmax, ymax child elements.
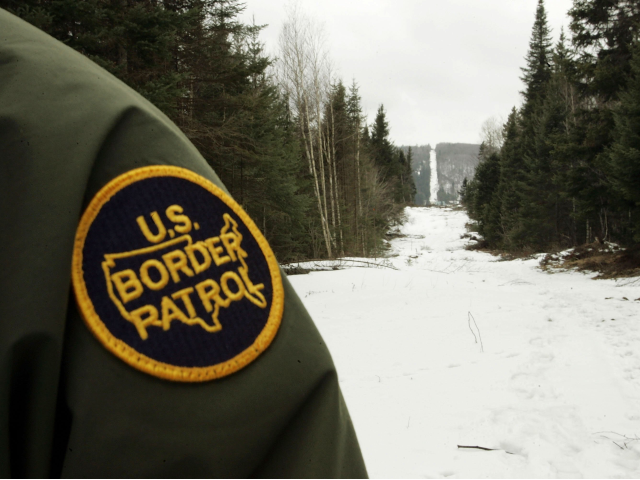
<box><xmin>239</xmin><ymin>0</ymin><xmax>574</xmax><ymax>147</ymax></box>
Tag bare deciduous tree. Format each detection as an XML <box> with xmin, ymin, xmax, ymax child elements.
<box><xmin>479</xmin><ymin>115</ymin><xmax>505</xmax><ymax>155</ymax></box>
<box><xmin>277</xmin><ymin>3</ymin><xmax>334</xmax><ymax>256</ymax></box>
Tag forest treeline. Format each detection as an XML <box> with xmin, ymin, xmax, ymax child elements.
<box><xmin>461</xmin><ymin>0</ymin><xmax>640</xmax><ymax>252</ymax></box>
<box><xmin>3</xmin><ymin>0</ymin><xmax>415</xmax><ymax>261</ymax></box>
<box><xmin>402</xmin><ymin>145</ymin><xmax>431</xmax><ymax>206</ymax></box>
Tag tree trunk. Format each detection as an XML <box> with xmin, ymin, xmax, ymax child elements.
<box><xmin>315</xmin><ymin>96</ymin><xmax>333</xmax><ymax>252</ymax></box>
<box><xmin>329</xmin><ymin>101</ymin><xmax>344</xmax><ymax>255</ymax></box>
<box><xmin>301</xmin><ymin>101</ymin><xmax>332</xmax><ymax>257</ymax></box>
<box><xmin>325</xmin><ymin>127</ymin><xmax>337</xmax><ymax>234</ymax></box>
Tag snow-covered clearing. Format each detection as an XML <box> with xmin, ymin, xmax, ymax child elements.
<box><xmin>288</xmin><ymin>207</ymin><xmax>640</xmax><ymax>478</ymax></box>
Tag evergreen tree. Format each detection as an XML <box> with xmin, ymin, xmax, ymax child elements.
<box><xmin>495</xmin><ymin>108</ymin><xmax>524</xmax><ymax>248</ymax></box>
<box><xmin>610</xmin><ymin>42</ymin><xmax>640</xmax><ymax>241</ymax></box>
<box><xmin>569</xmin><ymin>0</ymin><xmax>640</xmax><ymax>101</ymax></box>
<box><xmin>462</xmin><ymin>1</ymin><xmax>640</xmax><ymax>250</ymax></box>
<box><xmin>469</xmin><ymin>151</ymin><xmax>501</xmax><ymax>243</ymax></box>
<box><xmin>518</xmin><ymin>31</ymin><xmax>577</xmax><ymax>249</ymax></box>
<box><xmin>6</xmin><ymin>1</ymin><xmax>441</xmax><ymax>259</ymax></box>
<box><xmin>394</xmin><ymin>149</ymin><xmax>415</xmax><ymax>204</ymax></box>
<box><xmin>486</xmin><ymin>2</ymin><xmax>555</xmax><ymax>250</ymax></box>
<box><xmin>2</xmin><ymin>0</ymin><xmax>193</xmax><ymax>114</ymax></box>
<box><xmin>370</xmin><ymin>105</ymin><xmax>395</xmax><ymax>177</ymax></box>
<box><xmin>404</xmin><ymin>147</ymin><xmax>417</xmax><ymax>203</ymax></box>
<box><xmin>519</xmin><ymin>0</ymin><xmax>553</xmax><ymax>158</ymax></box>
<box><xmin>520</xmin><ymin>0</ymin><xmax>553</xmax><ymax>115</ymax></box>
<box><xmin>458</xmin><ymin>178</ymin><xmax>469</xmax><ymax>207</ymax></box>
<box><xmin>345</xmin><ymin>80</ymin><xmax>366</xmax><ymax>251</ymax></box>
<box><xmin>362</xmin><ymin>125</ymin><xmax>371</xmax><ymax>143</ymax></box>
<box><xmin>370</xmin><ymin>105</ymin><xmax>413</xmax><ymax>203</ymax></box>
<box><xmin>4</xmin><ymin>0</ymin><xmax>314</xmax><ymax>260</ymax></box>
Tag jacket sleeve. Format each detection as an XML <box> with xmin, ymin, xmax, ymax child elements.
<box><xmin>0</xmin><ymin>9</ymin><xmax>367</xmax><ymax>478</ymax></box>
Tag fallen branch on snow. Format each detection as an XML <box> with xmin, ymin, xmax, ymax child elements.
<box><xmin>281</xmin><ymin>258</ymin><xmax>398</xmax><ymax>271</ymax></box>
<box><xmin>457</xmin><ymin>445</ymin><xmax>514</xmax><ymax>455</ymax></box>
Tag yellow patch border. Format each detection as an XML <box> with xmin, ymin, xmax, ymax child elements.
<box><xmin>71</xmin><ymin>166</ymin><xmax>284</xmax><ymax>382</ymax></box>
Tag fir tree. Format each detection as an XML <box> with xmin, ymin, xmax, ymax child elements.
<box><xmin>470</xmin><ymin>151</ymin><xmax>501</xmax><ymax>243</ymax></box>
<box><xmin>495</xmin><ymin>108</ymin><xmax>524</xmax><ymax>248</ymax></box>
<box><xmin>370</xmin><ymin>105</ymin><xmax>395</xmax><ymax>177</ymax></box>
<box><xmin>610</xmin><ymin>42</ymin><xmax>640</xmax><ymax>241</ymax></box>
<box><xmin>569</xmin><ymin>0</ymin><xmax>640</xmax><ymax>101</ymax></box>
<box><xmin>6</xmin><ymin>1</ymin><xmax>437</xmax><ymax>259</ymax></box>
<box><xmin>460</xmin><ymin>1</ymin><xmax>640</xmax><ymax>250</ymax></box>
<box><xmin>370</xmin><ymin>105</ymin><xmax>413</xmax><ymax>203</ymax></box>
<box><xmin>518</xmin><ymin>31</ymin><xmax>577</xmax><ymax>249</ymax></box>
<box><xmin>519</xmin><ymin>0</ymin><xmax>553</xmax><ymax>158</ymax></box>
<box><xmin>395</xmin><ymin>149</ymin><xmax>416</xmax><ymax>203</ymax></box>
<box><xmin>458</xmin><ymin>178</ymin><xmax>469</xmax><ymax>206</ymax></box>
<box><xmin>568</xmin><ymin>0</ymin><xmax>640</xmax><ymax>244</ymax></box>
<box><xmin>520</xmin><ymin>0</ymin><xmax>553</xmax><ymax>112</ymax></box>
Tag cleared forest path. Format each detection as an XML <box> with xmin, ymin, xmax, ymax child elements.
<box><xmin>289</xmin><ymin>206</ymin><xmax>640</xmax><ymax>478</ymax></box>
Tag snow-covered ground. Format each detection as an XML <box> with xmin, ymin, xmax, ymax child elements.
<box><xmin>288</xmin><ymin>207</ymin><xmax>640</xmax><ymax>478</ymax></box>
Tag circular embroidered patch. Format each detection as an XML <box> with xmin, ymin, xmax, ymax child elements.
<box><xmin>71</xmin><ymin>166</ymin><xmax>284</xmax><ymax>382</ymax></box>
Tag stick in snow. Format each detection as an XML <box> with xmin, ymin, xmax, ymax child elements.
<box><xmin>457</xmin><ymin>445</ymin><xmax>514</xmax><ymax>455</ymax></box>
<box><xmin>468</xmin><ymin>312</ymin><xmax>484</xmax><ymax>353</ymax></box>
<box><xmin>457</xmin><ymin>445</ymin><xmax>496</xmax><ymax>451</ymax></box>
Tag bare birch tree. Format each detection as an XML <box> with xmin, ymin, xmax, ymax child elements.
<box><xmin>277</xmin><ymin>3</ymin><xmax>333</xmax><ymax>256</ymax></box>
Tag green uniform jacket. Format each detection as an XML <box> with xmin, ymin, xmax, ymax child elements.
<box><xmin>0</xmin><ymin>9</ymin><xmax>367</xmax><ymax>478</ymax></box>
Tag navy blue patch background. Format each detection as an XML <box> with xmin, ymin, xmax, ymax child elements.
<box><xmin>82</xmin><ymin>175</ymin><xmax>274</xmax><ymax>368</ymax></box>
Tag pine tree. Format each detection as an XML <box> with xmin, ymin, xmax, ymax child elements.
<box><xmin>8</xmin><ymin>1</ymin><xmax>428</xmax><ymax>260</ymax></box>
<box><xmin>2</xmin><ymin>0</ymin><xmax>192</xmax><ymax>115</ymax></box>
<box><xmin>459</xmin><ymin>178</ymin><xmax>469</xmax><ymax>207</ymax></box>
<box><xmin>470</xmin><ymin>150</ymin><xmax>501</xmax><ymax>243</ymax></box>
<box><xmin>461</xmin><ymin>1</ymin><xmax>640</xmax><ymax>249</ymax></box>
<box><xmin>566</xmin><ymin>0</ymin><xmax>640</xmax><ymax>244</ymax></box>
<box><xmin>370</xmin><ymin>105</ymin><xmax>395</xmax><ymax>177</ymax></box>
<box><xmin>610</xmin><ymin>42</ymin><xmax>640</xmax><ymax>242</ymax></box>
<box><xmin>395</xmin><ymin>149</ymin><xmax>415</xmax><ymax>203</ymax></box>
<box><xmin>497</xmin><ymin>0</ymin><xmax>553</xmax><ymax>250</ymax></box>
<box><xmin>185</xmin><ymin>10</ymin><xmax>313</xmax><ymax>260</ymax></box>
<box><xmin>569</xmin><ymin>0</ymin><xmax>640</xmax><ymax>102</ymax></box>
<box><xmin>495</xmin><ymin>108</ymin><xmax>524</xmax><ymax>248</ymax></box>
<box><xmin>518</xmin><ymin>31</ymin><xmax>578</xmax><ymax>249</ymax></box>
<box><xmin>519</xmin><ymin>0</ymin><xmax>553</xmax><ymax>159</ymax></box>
<box><xmin>520</xmin><ymin>0</ymin><xmax>553</xmax><ymax>114</ymax></box>
<box><xmin>346</xmin><ymin>80</ymin><xmax>365</xmax><ymax>252</ymax></box>
<box><xmin>370</xmin><ymin>105</ymin><xmax>413</xmax><ymax>204</ymax></box>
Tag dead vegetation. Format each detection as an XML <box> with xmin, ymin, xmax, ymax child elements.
<box><xmin>462</xmin><ymin>221</ymin><xmax>640</xmax><ymax>279</ymax></box>
<box><xmin>461</xmin><ymin>232</ymin><xmax>488</xmax><ymax>250</ymax></box>
<box><xmin>282</xmin><ymin>258</ymin><xmax>398</xmax><ymax>275</ymax></box>
<box><xmin>541</xmin><ymin>242</ymin><xmax>640</xmax><ymax>279</ymax></box>
<box><xmin>461</xmin><ymin>233</ymin><xmax>537</xmax><ymax>260</ymax></box>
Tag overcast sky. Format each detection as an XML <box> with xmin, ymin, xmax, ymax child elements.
<box><xmin>239</xmin><ymin>0</ymin><xmax>574</xmax><ymax>147</ymax></box>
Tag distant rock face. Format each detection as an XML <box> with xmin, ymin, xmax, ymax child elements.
<box><xmin>435</xmin><ymin>143</ymin><xmax>480</xmax><ymax>201</ymax></box>
<box><xmin>401</xmin><ymin>143</ymin><xmax>480</xmax><ymax>204</ymax></box>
